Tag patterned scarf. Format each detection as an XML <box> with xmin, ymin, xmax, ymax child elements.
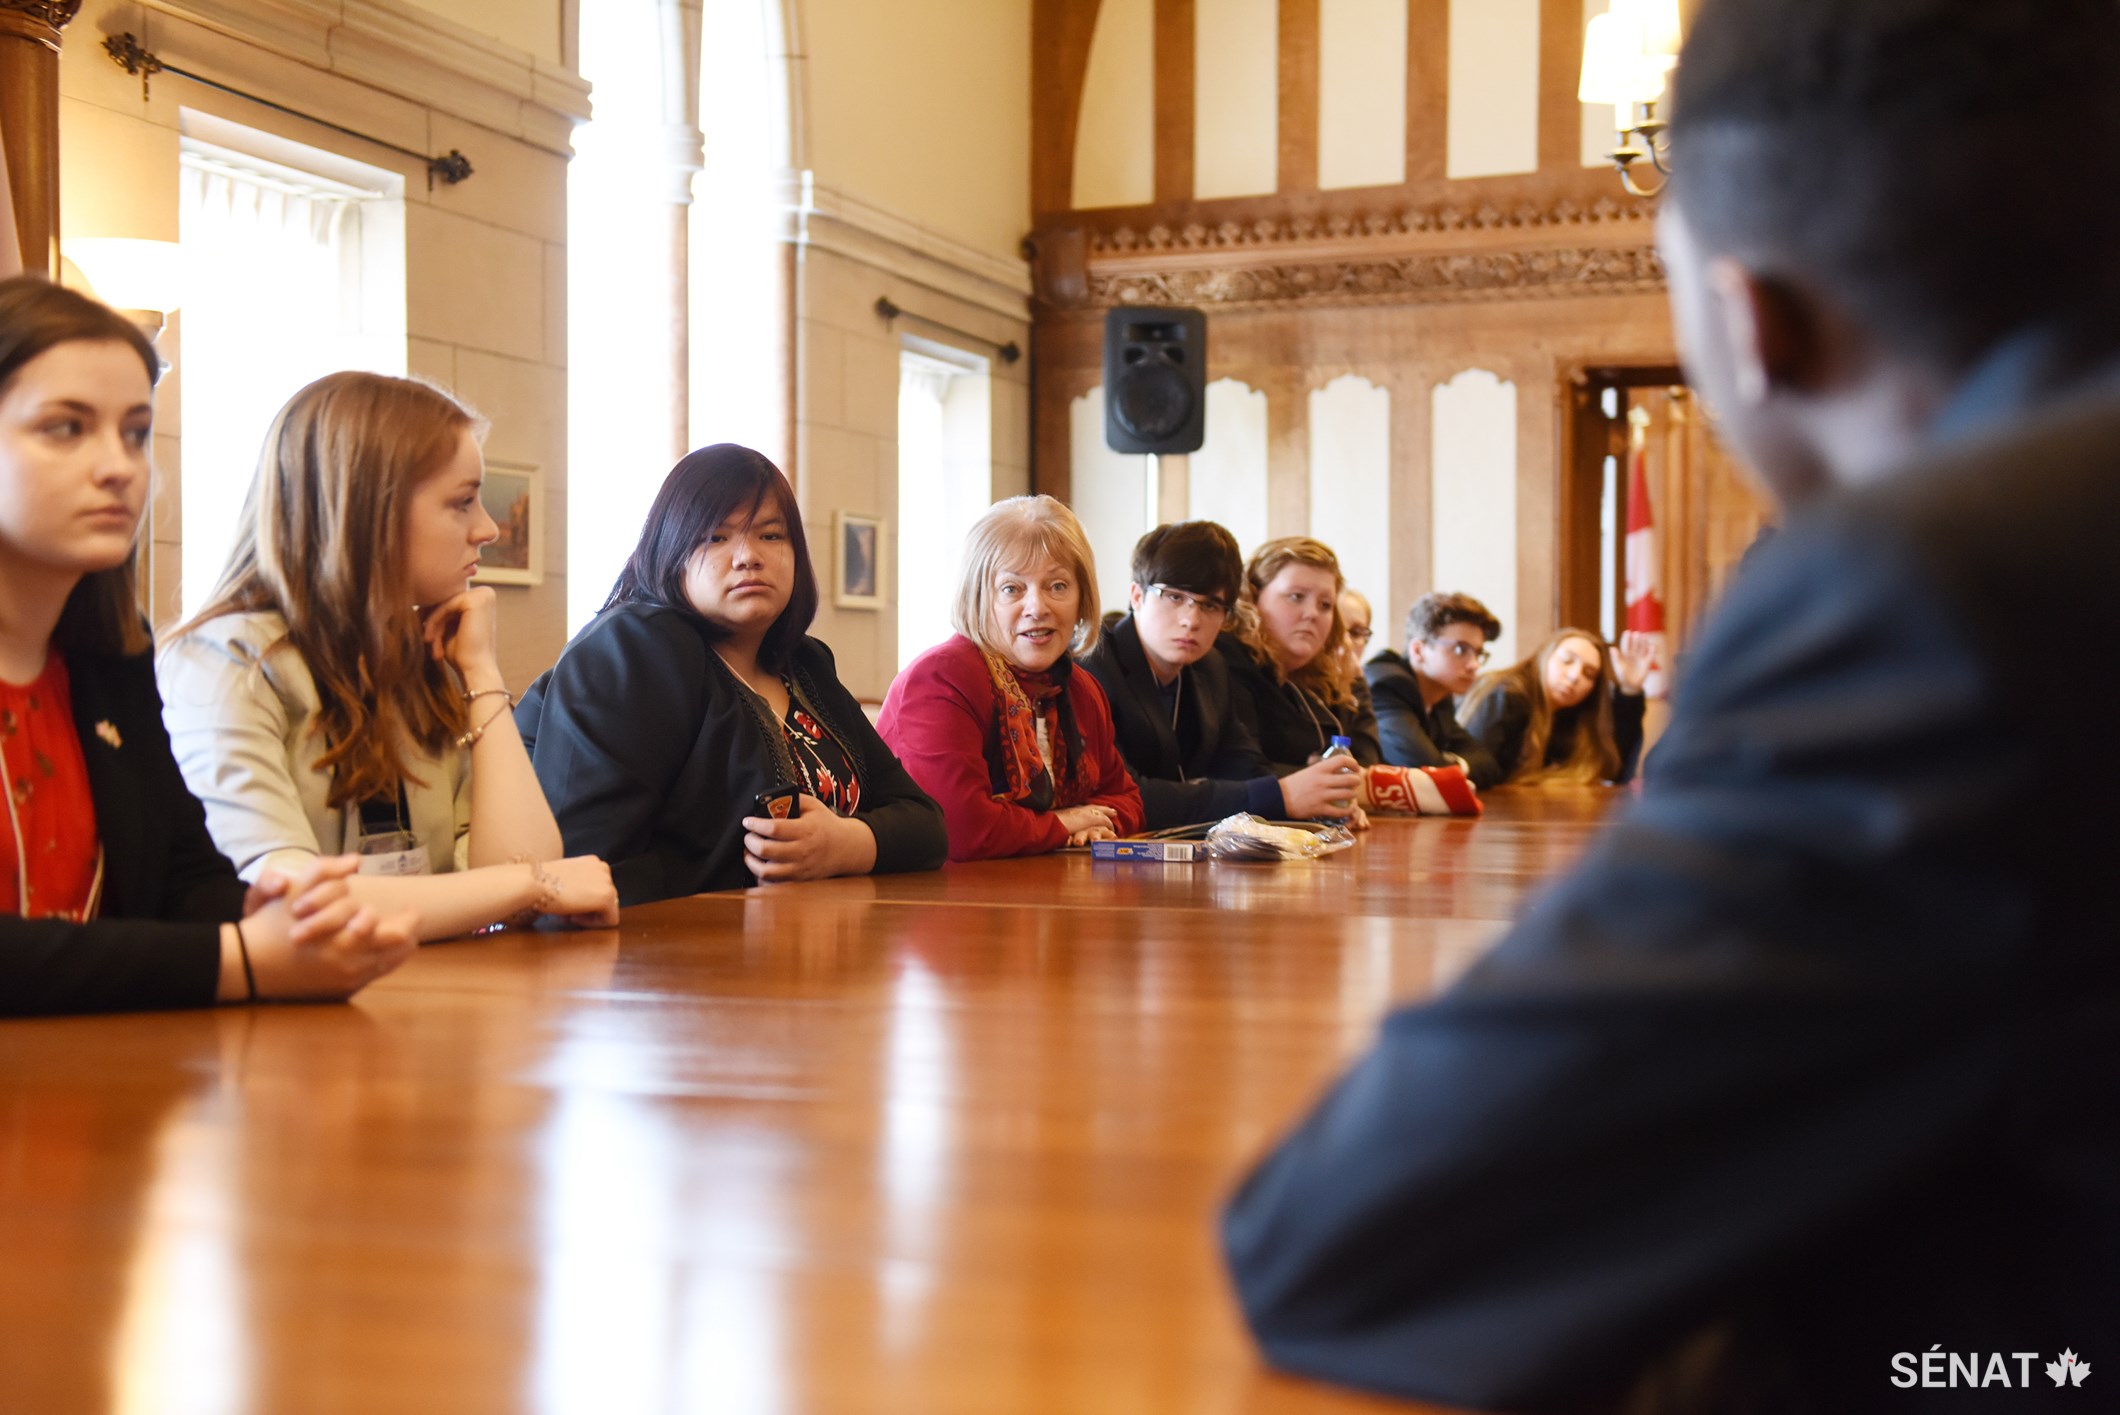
<box><xmin>981</xmin><ymin>649</ymin><xmax>1094</xmax><ymax>810</ymax></box>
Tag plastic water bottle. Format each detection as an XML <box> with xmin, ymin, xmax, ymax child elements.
<box><xmin>1320</xmin><ymin>735</ymin><xmax>1357</xmax><ymax>815</ymax></box>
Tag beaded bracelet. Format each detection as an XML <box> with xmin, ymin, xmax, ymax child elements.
<box><xmin>455</xmin><ymin>699</ymin><xmax>516</xmax><ymax>750</ymax></box>
<box><xmin>509</xmin><ymin>854</ymin><xmax>562</xmax><ymax>918</ymax></box>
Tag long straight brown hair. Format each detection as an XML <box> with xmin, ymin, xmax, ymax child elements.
<box><xmin>1461</xmin><ymin>628</ymin><xmax>1621</xmax><ymax>784</ymax></box>
<box><xmin>174</xmin><ymin>371</ymin><xmax>482</xmax><ymax>807</ymax></box>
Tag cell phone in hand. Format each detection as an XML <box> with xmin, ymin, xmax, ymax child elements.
<box><xmin>752</xmin><ymin>785</ymin><xmax>803</xmax><ymax>821</ymax></box>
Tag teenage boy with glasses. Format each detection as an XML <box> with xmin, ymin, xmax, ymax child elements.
<box><xmin>1080</xmin><ymin>522</ymin><xmax>1362</xmax><ymax>829</ymax></box>
<box><xmin>1363</xmin><ymin>592</ymin><xmax>1504</xmax><ymax>788</ymax></box>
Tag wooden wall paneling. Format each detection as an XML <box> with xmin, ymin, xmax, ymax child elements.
<box><xmin>1276</xmin><ymin>0</ymin><xmax>1319</xmax><ymax>193</ymax></box>
<box><xmin>1152</xmin><ymin>0</ymin><xmax>1194</xmax><ymax>203</ymax></box>
<box><xmin>1386</xmin><ymin>365</ymin><xmax>1435</xmax><ymax>640</ymax></box>
<box><xmin>1536</xmin><ymin>0</ymin><xmax>1585</xmax><ymax>172</ymax></box>
<box><xmin>1032</xmin><ymin>0</ymin><xmax>1108</xmax><ymax>217</ymax></box>
<box><xmin>1555</xmin><ymin>370</ymin><xmax>1614</xmax><ymax>635</ymax></box>
<box><xmin>1405</xmin><ymin>0</ymin><xmax>1448</xmax><ymax>184</ymax></box>
<box><xmin>0</xmin><ymin>1</ymin><xmax>74</xmax><ymax>277</ymax></box>
<box><xmin>1263</xmin><ymin>366</ymin><xmax>1310</xmax><ymax>539</ymax></box>
<box><xmin>1031</xmin><ymin>311</ymin><xmax>1104</xmax><ymax>503</ymax></box>
<box><xmin>1515</xmin><ymin>361</ymin><xmax>1560</xmax><ymax>649</ymax></box>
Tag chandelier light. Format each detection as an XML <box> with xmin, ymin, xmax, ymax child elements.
<box><xmin>1579</xmin><ymin>0</ymin><xmax>1682</xmax><ymax>198</ymax></box>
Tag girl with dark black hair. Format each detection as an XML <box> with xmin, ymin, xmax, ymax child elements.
<box><xmin>516</xmin><ymin>444</ymin><xmax>945</xmax><ymax>904</ymax></box>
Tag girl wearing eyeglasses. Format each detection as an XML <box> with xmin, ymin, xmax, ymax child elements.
<box><xmin>1080</xmin><ymin>521</ymin><xmax>1364</xmax><ymax>829</ymax></box>
<box><xmin>1460</xmin><ymin>629</ymin><xmax>1655</xmax><ymax>785</ymax></box>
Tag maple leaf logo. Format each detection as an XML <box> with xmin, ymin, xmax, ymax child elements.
<box><xmin>2045</xmin><ymin>1350</ymin><xmax>2091</xmax><ymax>1387</ymax></box>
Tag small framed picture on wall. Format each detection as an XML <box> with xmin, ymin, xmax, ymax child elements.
<box><xmin>835</xmin><ymin>511</ymin><xmax>885</xmax><ymax>610</ymax></box>
<box><xmin>473</xmin><ymin>463</ymin><xmax>542</xmax><ymax>586</ymax></box>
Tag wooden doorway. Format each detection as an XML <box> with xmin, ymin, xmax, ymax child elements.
<box><xmin>1558</xmin><ymin>365</ymin><xmax>1773</xmax><ymax>659</ymax></box>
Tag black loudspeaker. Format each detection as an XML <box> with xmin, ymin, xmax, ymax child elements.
<box><xmin>1103</xmin><ymin>307</ymin><xmax>1206</xmax><ymax>454</ymax></box>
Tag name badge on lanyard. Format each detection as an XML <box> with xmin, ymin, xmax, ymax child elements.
<box><xmin>354</xmin><ymin>825</ymin><xmax>430</xmax><ymax>877</ymax></box>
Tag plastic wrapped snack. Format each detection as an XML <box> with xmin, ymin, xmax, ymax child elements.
<box><xmin>1202</xmin><ymin>813</ymin><xmax>1357</xmax><ymax>862</ymax></box>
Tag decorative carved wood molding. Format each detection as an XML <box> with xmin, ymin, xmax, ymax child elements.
<box><xmin>1090</xmin><ymin>245</ymin><xmax>1663</xmax><ymax>310</ymax></box>
<box><xmin>1034</xmin><ymin>188</ymin><xmax>1665</xmax><ymax>311</ymax></box>
<box><xmin>0</xmin><ymin>0</ymin><xmax>78</xmax><ymax>51</ymax></box>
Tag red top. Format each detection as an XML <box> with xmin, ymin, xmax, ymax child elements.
<box><xmin>0</xmin><ymin>652</ymin><xmax>101</xmax><ymax>920</ymax></box>
<box><xmin>878</xmin><ymin>635</ymin><xmax>1145</xmax><ymax>861</ymax></box>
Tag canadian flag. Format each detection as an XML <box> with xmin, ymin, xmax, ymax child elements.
<box><xmin>0</xmin><ymin>112</ymin><xmax>21</xmax><ymax>279</ymax></box>
<box><xmin>1623</xmin><ymin>407</ymin><xmax>1669</xmax><ymax>698</ymax></box>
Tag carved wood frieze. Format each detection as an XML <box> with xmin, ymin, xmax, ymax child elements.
<box><xmin>0</xmin><ymin>0</ymin><xmax>81</xmax><ymax>25</ymax></box>
<box><xmin>1090</xmin><ymin>245</ymin><xmax>1664</xmax><ymax>310</ymax></box>
<box><xmin>1086</xmin><ymin>195</ymin><xmax>1652</xmax><ymax>255</ymax></box>
<box><xmin>1037</xmin><ymin>193</ymin><xmax>1664</xmax><ymax>311</ymax></box>
<box><xmin>0</xmin><ymin>0</ymin><xmax>79</xmax><ymax>42</ymax></box>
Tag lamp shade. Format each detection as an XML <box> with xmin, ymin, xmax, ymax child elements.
<box><xmin>1578</xmin><ymin>13</ymin><xmax>1639</xmax><ymax>105</ymax></box>
<box><xmin>1639</xmin><ymin>0</ymin><xmax>1683</xmax><ymax>58</ymax></box>
<box><xmin>63</xmin><ymin>238</ymin><xmax>184</xmax><ymax>315</ymax></box>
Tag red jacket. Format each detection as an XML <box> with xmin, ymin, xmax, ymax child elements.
<box><xmin>878</xmin><ymin>635</ymin><xmax>1145</xmax><ymax>861</ymax></box>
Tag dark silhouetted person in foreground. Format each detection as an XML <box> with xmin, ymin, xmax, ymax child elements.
<box><xmin>1222</xmin><ymin>2</ymin><xmax>2120</xmax><ymax>1410</ymax></box>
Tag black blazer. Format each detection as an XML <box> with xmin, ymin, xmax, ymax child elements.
<box><xmin>517</xmin><ymin>604</ymin><xmax>947</xmax><ymax>905</ymax></box>
<box><xmin>1221</xmin><ymin>352</ymin><xmax>2120</xmax><ymax>1412</ymax></box>
<box><xmin>1</xmin><ymin>645</ymin><xmax>245</xmax><ymax>1016</ymax></box>
<box><xmin>1214</xmin><ymin>635</ymin><xmax>1382</xmax><ymax>773</ymax></box>
<box><xmin>1077</xmin><ymin>615</ymin><xmax>1284</xmax><ymax>829</ymax></box>
<box><xmin>1462</xmin><ymin>678</ymin><xmax>1646</xmax><ymax>785</ymax></box>
<box><xmin>1363</xmin><ymin>649</ymin><xmax>1503</xmax><ymax>787</ymax></box>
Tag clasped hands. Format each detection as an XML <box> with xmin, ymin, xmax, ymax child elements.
<box><xmin>225</xmin><ymin>855</ymin><xmax>419</xmax><ymax>1002</ymax></box>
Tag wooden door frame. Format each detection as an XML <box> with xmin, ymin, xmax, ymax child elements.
<box><xmin>1555</xmin><ymin>362</ymin><xmax>1684</xmax><ymax>637</ymax></box>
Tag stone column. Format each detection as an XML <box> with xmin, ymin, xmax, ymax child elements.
<box><xmin>657</xmin><ymin>0</ymin><xmax>704</xmax><ymax>463</ymax></box>
<box><xmin>0</xmin><ymin>1</ymin><xmax>79</xmax><ymax>277</ymax></box>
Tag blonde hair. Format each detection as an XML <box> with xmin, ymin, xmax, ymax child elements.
<box><xmin>1235</xmin><ymin>536</ymin><xmax>1358</xmax><ymax>711</ymax></box>
<box><xmin>1461</xmin><ymin>628</ymin><xmax>1620</xmax><ymax>784</ymax></box>
<box><xmin>950</xmin><ymin>495</ymin><xmax>1102</xmax><ymax>657</ymax></box>
<box><xmin>175</xmin><ymin>371</ymin><xmax>486</xmax><ymax>808</ymax></box>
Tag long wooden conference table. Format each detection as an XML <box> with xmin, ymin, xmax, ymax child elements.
<box><xmin>0</xmin><ymin>791</ymin><xmax>1614</xmax><ymax>1414</ymax></box>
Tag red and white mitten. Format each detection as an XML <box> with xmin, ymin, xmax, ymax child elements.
<box><xmin>1364</xmin><ymin>763</ymin><xmax>1482</xmax><ymax>816</ymax></box>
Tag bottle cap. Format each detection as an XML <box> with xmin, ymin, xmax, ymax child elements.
<box><xmin>1330</xmin><ymin>735</ymin><xmax>1352</xmax><ymax>748</ymax></box>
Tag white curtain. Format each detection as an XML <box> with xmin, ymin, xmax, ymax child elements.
<box><xmin>178</xmin><ymin>165</ymin><xmax>366</xmax><ymax>613</ymax></box>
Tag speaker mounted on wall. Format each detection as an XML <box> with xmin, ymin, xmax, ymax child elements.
<box><xmin>1103</xmin><ymin>307</ymin><xmax>1206</xmax><ymax>454</ymax></box>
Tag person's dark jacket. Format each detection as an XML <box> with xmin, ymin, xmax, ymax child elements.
<box><xmin>1221</xmin><ymin>345</ymin><xmax>2120</xmax><ymax>1413</ymax></box>
<box><xmin>1078</xmin><ymin>615</ymin><xmax>1285</xmax><ymax>829</ymax></box>
<box><xmin>1363</xmin><ymin>649</ymin><xmax>1504</xmax><ymax>787</ymax></box>
<box><xmin>1215</xmin><ymin>635</ymin><xmax>1381</xmax><ymax>773</ymax></box>
<box><xmin>1463</xmin><ymin>678</ymin><xmax>1646</xmax><ymax>785</ymax></box>
<box><xmin>3</xmin><ymin>646</ymin><xmax>246</xmax><ymax>1016</ymax></box>
<box><xmin>517</xmin><ymin>604</ymin><xmax>946</xmax><ymax>905</ymax></box>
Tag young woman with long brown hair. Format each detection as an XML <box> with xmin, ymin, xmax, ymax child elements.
<box><xmin>1460</xmin><ymin>629</ymin><xmax>1654</xmax><ymax>785</ymax></box>
<box><xmin>0</xmin><ymin>277</ymin><xmax>416</xmax><ymax>1014</ymax></box>
<box><xmin>161</xmin><ymin>372</ymin><xmax>617</xmax><ymax>939</ymax></box>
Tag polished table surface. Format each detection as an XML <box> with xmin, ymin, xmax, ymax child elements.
<box><xmin>0</xmin><ymin>791</ymin><xmax>1614</xmax><ymax>1414</ymax></box>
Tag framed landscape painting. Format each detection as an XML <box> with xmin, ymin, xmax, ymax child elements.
<box><xmin>473</xmin><ymin>464</ymin><xmax>542</xmax><ymax>586</ymax></box>
<box><xmin>835</xmin><ymin>511</ymin><xmax>885</xmax><ymax>609</ymax></box>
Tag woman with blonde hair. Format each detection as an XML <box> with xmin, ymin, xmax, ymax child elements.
<box><xmin>0</xmin><ymin>277</ymin><xmax>416</xmax><ymax>1014</ymax></box>
<box><xmin>1460</xmin><ymin>628</ymin><xmax>1653</xmax><ymax>785</ymax></box>
<box><xmin>161</xmin><ymin>371</ymin><xmax>616</xmax><ymax>939</ymax></box>
<box><xmin>1216</xmin><ymin>537</ymin><xmax>1383</xmax><ymax>776</ymax></box>
<box><xmin>878</xmin><ymin>495</ymin><xmax>1143</xmax><ymax>860</ymax></box>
